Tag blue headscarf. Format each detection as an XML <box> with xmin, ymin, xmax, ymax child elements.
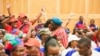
<box><xmin>51</xmin><ymin>17</ymin><xmax>62</xmax><ymax>26</ymax></box>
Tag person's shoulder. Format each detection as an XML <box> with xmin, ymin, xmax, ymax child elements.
<box><xmin>92</xmin><ymin>50</ymin><xmax>100</xmax><ymax>56</ymax></box>
<box><xmin>71</xmin><ymin>51</ymin><xmax>79</xmax><ymax>56</ymax></box>
<box><xmin>61</xmin><ymin>48</ymin><xmax>72</xmax><ymax>56</ymax></box>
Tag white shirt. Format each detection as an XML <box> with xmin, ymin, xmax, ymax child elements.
<box><xmin>61</xmin><ymin>48</ymin><xmax>73</xmax><ymax>56</ymax></box>
<box><xmin>68</xmin><ymin>35</ymin><xmax>80</xmax><ymax>43</ymax></box>
<box><xmin>91</xmin><ymin>41</ymin><xmax>97</xmax><ymax>49</ymax></box>
<box><xmin>72</xmin><ymin>50</ymin><xmax>100</xmax><ymax>56</ymax></box>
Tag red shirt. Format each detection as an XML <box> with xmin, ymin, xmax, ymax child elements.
<box><xmin>5</xmin><ymin>24</ymin><xmax>12</xmax><ymax>33</ymax></box>
<box><xmin>52</xmin><ymin>27</ymin><xmax>68</xmax><ymax>48</ymax></box>
<box><xmin>17</xmin><ymin>20</ymin><xmax>30</xmax><ymax>33</ymax></box>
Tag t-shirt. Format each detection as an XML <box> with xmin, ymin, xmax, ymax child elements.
<box><xmin>18</xmin><ymin>20</ymin><xmax>30</xmax><ymax>33</ymax></box>
<box><xmin>88</xmin><ymin>24</ymin><xmax>98</xmax><ymax>31</ymax></box>
<box><xmin>5</xmin><ymin>24</ymin><xmax>12</xmax><ymax>33</ymax></box>
<box><xmin>52</xmin><ymin>27</ymin><xmax>68</xmax><ymax>48</ymax></box>
<box><xmin>72</xmin><ymin>50</ymin><xmax>100</xmax><ymax>56</ymax></box>
<box><xmin>75</xmin><ymin>21</ymin><xmax>86</xmax><ymax>29</ymax></box>
<box><xmin>61</xmin><ymin>48</ymin><xmax>73</xmax><ymax>56</ymax></box>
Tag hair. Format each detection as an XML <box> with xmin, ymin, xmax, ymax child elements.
<box><xmin>90</xmin><ymin>19</ymin><xmax>95</xmax><ymax>23</ymax></box>
<box><xmin>86</xmin><ymin>32</ymin><xmax>94</xmax><ymax>40</ymax></box>
<box><xmin>44</xmin><ymin>19</ymin><xmax>51</xmax><ymax>27</ymax></box>
<box><xmin>79</xmin><ymin>16</ymin><xmax>83</xmax><ymax>20</ymax></box>
<box><xmin>72</xmin><ymin>29</ymin><xmax>82</xmax><ymax>35</ymax></box>
<box><xmin>78</xmin><ymin>38</ymin><xmax>91</xmax><ymax>47</ymax></box>
<box><xmin>0</xmin><ymin>29</ymin><xmax>6</xmax><ymax>35</ymax></box>
<box><xmin>44</xmin><ymin>36</ymin><xmax>59</xmax><ymax>56</ymax></box>
<box><xmin>67</xmin><ymin>40</ymin><xmax>78</xmax><ymax>49</ymax></box>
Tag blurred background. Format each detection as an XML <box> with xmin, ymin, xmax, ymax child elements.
<box><xmin>0</xmin><ymin>0</ymin><xmax>100</xmax><ymax>32</ymax></box>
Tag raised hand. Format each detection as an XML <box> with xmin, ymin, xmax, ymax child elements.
<box><xmin>41</xmin><ymin>7</ymin><xmax>46</xmax><ymax>15</ymax></box>
<box><xmin>68</xmin><ymin>12</ymin><xmax>75</xmax><ymax>18</ymax></box>
<box><xmin>6</xmin><ymin>3</ymin><xmax>11</xmax><ymax>10</ymax></box>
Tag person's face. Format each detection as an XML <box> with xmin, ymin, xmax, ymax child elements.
<box><xmin>0</xmin><ymin>45</ymin><xmax>5</xmax><ymax>55</ymax></box>
<box><xmin>31</xmin><ymin>31</ymin><xmax>36</xmax><ymax>38</ymax></box>
<box><xmin>49</xmin><ymin>21</ymin><xmax>58</xmax><ymax>31</ymax></box>
<box><xmin>48</xmin><ymin>23</ymin><xmax>52</xmax><ymax>31</ymax></box>
<box><xmin>71</xmin><ymin>40</ymin><xmax>78</xmax><ymax>48</ymax></box>
<box><xmin>19</xmin><ymin>17</ymin><xmax>26</xmax><ymax>23</ymax></box>
<box><xmin>47</xmin><ymin>46</ymin><xmax>60</xmax><ymax>56</ymax></box>
<box><xmin>0</xmin><ymin>31</ymin><xmax>4</xmax><ymax>39</ymax></box>
<box><xmin>12</xmin><ymin>45</ymin><xmax>25</xmax><ymax>56</ymax></box>
<box><xmin>26</xmin><ymin>46</ymin><xmax>40</xmax><ymax>56</ymax></box>
<box><xmin>79</xmin><ymin>16</ymin><xmax>84</xmax><ymax>22</ymax></box>
<box><xmin>77</xmin><ymin>44</ymin><xmax>90</xmax><ymax>56</ymax></box>
<box><xmin>90</xmin><ymin>20</ymin><xmax>95</xmax><ymax>24</ymax></box>
<box><xmin>41</xmin><ymin>34</ymin><xmax>49</xmax><ymax>43</ymax></box>
<box><xmin>11</xmin><ymin>22</ymin><xmax>18</xmax><ymax>28</ymax></box>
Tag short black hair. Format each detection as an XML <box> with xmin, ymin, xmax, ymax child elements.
<box><xmin>44</xmin><ymin>36</ymin><xmax>59</xmax><ymax>56</ymax></box>
<box><xmin>78</xmin><ymin>38</ymin><xmax>91</xmax><ymax>47</ymax></box>
<box><xmin>44</xmin><ymin>19</ymin><xmax>51</xmax><ymax>27</ymax></box>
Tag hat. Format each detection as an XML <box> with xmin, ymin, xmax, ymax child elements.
<box><xmin>4</xmin><ymin>33</ymin><xmax>15</xmax><ymax>41</ymax></box>
<box><xmin>5</xmin><ymin>38</ymin><xmax>23</xmax><ymax>51</ymax></box>
<box><xmin>51</xmin><ymin>17</ymin><xmax>62</xmax><ymax>26</ymax></box>
<box><xmin>39</xmin><ymin>28</ymin><xmax>51</xmax><ymax>35</ymax></box>
<box><xmin>19</xmin><ymin>13</ymin><xmax>26</xmax><ymax>18</ymax></box>
<box><xmin>9</xmin><ymin>18</ymin><xmax>17</xmax><ymax>23</ymax></box>
<box><xmin>24</xmin><ymin>38</ymin><xmax>40</xmax><ymax>48</ymax></box>
<box><xmin>68</xmin><ymin>35</ymin><xmax>80</xmax><ymax>43</ymax></box>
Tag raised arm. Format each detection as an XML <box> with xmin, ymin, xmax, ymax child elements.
<box><xmin>2</xmin><ymin>4</ymin><xmax>12</xmax><ymax>26</ymax></box>
<box><xmin>24</xmin><ymin>23</ymin><xmax>33</xmax><ymax>42</ymax></box>
<box><xmin>65</xmin><ymin>13</ymin><xmax>74</xmax><ymax>27</ymax></box>
<box><xmin>41</xmin><ymin>7</ymin><xmax>48</xmax><ymax>21</ymax></box>
<box><xmin>31</xmin><ymin>8</ymin><xmax>45</xmax><ymax>25</ymax></box>
<box><xmin>6</xmin><ymin>4</ymin><xmax>12</xmax><ymax>16</ymax></box>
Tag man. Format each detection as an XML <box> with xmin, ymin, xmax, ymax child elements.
<box><xmin>72</xmin><ymin>38</ymin><xmax>100</xmax><ymax>56</ymax></box>
<box><xmin>44</xmin><ymin>36</ymin><xmax>60</xmax><ymax>56</ymax></box>
<box><xmin>24</xmin><ymin>38</ymin><xmax>43</xmax><ymax>56</ymax></box>
<box><xmin>75</xmin><ymin>16</ymin><xmax>86</xmax><ymax>30</ymax></box>
<box><xmin>38</xmin><ymin>28</ymin><xmax>51</xmax><ymax>52</ymax></box>
<box><xmin>50</xmin><ymin>17</ymin><xmax>68</xmax><ymax>48</ymax></box>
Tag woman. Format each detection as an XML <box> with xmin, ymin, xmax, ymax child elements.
<box><xmin>5</xmin><ymin>37</ymin><xmax>25</xmax><ymax>56</ymax></box>
<box><xmin>88</xmin><ymin>19</ymin><xmax>98</xmax><ymax>32</ymax></box>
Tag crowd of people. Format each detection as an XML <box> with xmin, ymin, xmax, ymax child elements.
<box><xmin>0</xmin><ymin>4</ymin><xmax>100</xmax><ymax>56</ymax></box>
